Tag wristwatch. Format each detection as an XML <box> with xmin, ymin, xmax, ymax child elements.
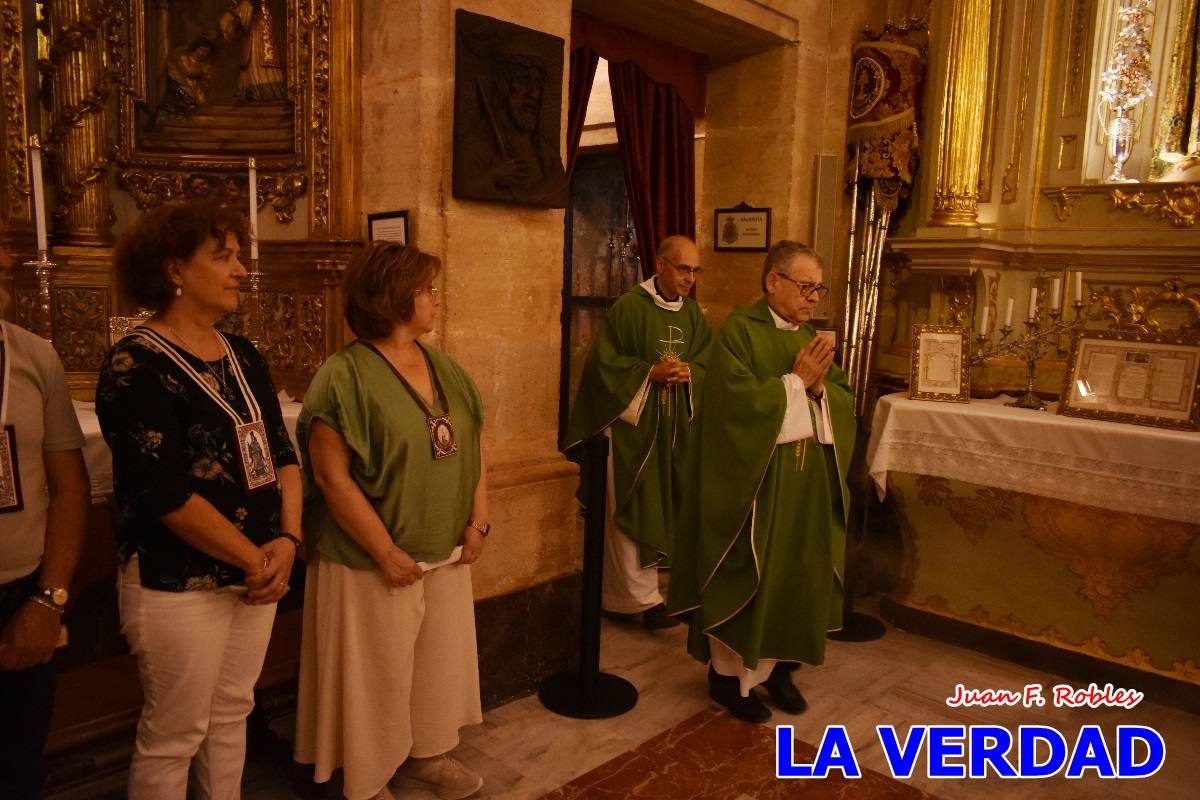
<box><xmin>278</xmin><ymin>531</ymin><xmax>304</xmax><ymax>555</ymax></box>
<box><xmin>33</xmin><ymin>586</ymin><xmax>69</xmax><ymax>613</ymax></box>
<box><xmin>467</xmin><ymin>519</ymin><xmax>491</xmax><ymax>538</ymax></box>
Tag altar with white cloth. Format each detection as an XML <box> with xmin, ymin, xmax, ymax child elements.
<box><xmin>867</xmin><ymin>392</ymin><xmax>1200</xmax><ymax>687</ymax></box>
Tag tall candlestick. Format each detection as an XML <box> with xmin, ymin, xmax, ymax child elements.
<box><xmin>979</xmin><ymin>304</ymin><xmax>990</xmax><ymax>336</ymax></box>
<box><xmin>1073</xmin><ymin>271</ymin><xmax>1083</xmax><ymax>304</ymax></box>
<box><xmin>1027</xmin><ymin>287</ymin><xmax>1038</xmax><ymax>320</ymax></box>
<box><xmin>28</xmin><ymin>136</ymin><xmax>47</xmax><ymax>253</ymax></box>
<box><xmin>248</xmin><ymin>157</ymin><xmax>259</xmax><ymax>261</ymax></box>
<box><xmin>1004</xmin><ymin>297</ymin><xmax>1014</xmax><ymax>328</ymax></box>
<box><xmin>1050</xmin><ymin>278</ymin><xmax>1061</xmax><ymax>311</ymax></box>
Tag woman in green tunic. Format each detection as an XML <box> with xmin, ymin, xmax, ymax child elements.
<box><xmin>293</xmin><ymin>243</ymin><xmax>490</xmax><ymax>800</ymax></box>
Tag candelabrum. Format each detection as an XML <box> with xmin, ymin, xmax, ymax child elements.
<box><xmin>971</xmin><ymin>301</ymin><xmax>1088</xmax><ymax>411</ymax></box>
<box><xmin>22</xmin><ymin>251</ymin><xmax>55</xmax><ymax>345</ymax></box>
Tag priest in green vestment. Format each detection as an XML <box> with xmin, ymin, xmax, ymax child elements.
<box><xmin>563</xmin><ymin>236</ymin><xmax>712</xmax><ymax>630</ymax></box>
<box><xmin>669</xmin><ymin>240</ymin><xmax>855</xmax><ymax>723</ymax></box>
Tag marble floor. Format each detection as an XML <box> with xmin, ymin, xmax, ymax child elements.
<box><xmin>242</xmin><ymin>597</ymin><xmax>1200</xmax><ymax>800</ymax></box>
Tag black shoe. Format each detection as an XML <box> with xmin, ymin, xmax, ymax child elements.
<box><xmin>642</xmin><ymin>603</ymin><xmax>682</xmax><ymax>630</ymax></box>
<box><xmin>764</xmin><ymin>663</ymin><xmax>808</xmax><ymax>714</ymax></box>
<box><xmin>708</xmin><ymin>667</ymin><xmax>771</xmax><ymax>724</ymax></box>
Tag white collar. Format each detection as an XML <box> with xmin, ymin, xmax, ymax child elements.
<box><xmin>767</xmin><ymin>303</ymin><xmax>799</xmax><ymax>331</ymax></box>
<box><xmin>640</xmin><ymin>277</ymin><xmax>684</xmax><ymax>312</ymax></box>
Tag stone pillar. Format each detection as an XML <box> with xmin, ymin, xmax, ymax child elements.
<box><xmin>44</xmin><ymin>0</ymin><xmax>115</xmax><ymax>245</ymax></box>
<box><xmin>928</xmin><ymin>0</ymin><xmax>991</xmax><ymax>226</ymax></box>
<box><xmin>359</xmin><ymin>0</ymin><xmax>580</xmax><ymax>603</ymax></box>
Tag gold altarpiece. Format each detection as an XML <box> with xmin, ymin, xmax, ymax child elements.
<box><xmin>877</xmin><ymin>0</ymin><xmax>1200</xmax><ymax>400</ymax></box>
<box><xmin>0</xmin><ymin>0</ymin><xmax>361</xmax><ymax>398</ymax></box>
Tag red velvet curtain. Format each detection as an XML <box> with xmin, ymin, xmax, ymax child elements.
<box><xmin>571</xmin><ymin>14</ymin><xmax>704</xmax><ymax>278</ymax></box>
<box><xmin>609</xmin><ymin>61</ymin><xmax>696</xmax><ymax>278</ymax></box>
<box><xmin>567</xmin><ymin>47</ymin><xmax>600</xmax><ymax>178</ymax></box>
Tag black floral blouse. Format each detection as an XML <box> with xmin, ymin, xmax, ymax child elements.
<box><xmin>96</xmin><ymin>331</ymin><xmax>298</xmax><ymax>592</ymax></box>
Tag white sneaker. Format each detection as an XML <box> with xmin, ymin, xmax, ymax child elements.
<box><xmin>393</xmin><ymin>754</ymin><xmax>483</xmax><ymax>799</ymax></box>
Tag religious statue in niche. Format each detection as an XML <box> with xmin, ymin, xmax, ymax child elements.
<box><xmin>219</xmin><ymin>0</ymin><xmax>288</xmax><ymax>102</ymax></box>
<box><xmin>452</xmin><ymin>10</ymin><xmax>569</xmax><ymax>208</ymax></box>
<box><xmin>140</xmin><ymin>0</ymin><xmax>293</xmax><ymax>155</ymax></box>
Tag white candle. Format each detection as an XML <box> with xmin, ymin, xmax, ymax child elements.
<box><xmin>979</xmin><ymin>304</ymin><xmax>990</xmax><ymax>336</ymax></box>
<box><xmin>1073</xmin><ymin>271</ymin><xmax>1083</xmax><ymax>304</ymax></box>
<box><xmin>248</xmin><ymin>157</ymin><xmax>258</xmax><ymax>261</ymax></box>
<box><xmin>28</xmin><ymin>137</ymin><xmax>47</xmax><ymax>253</ymax></box>
<box><xmin>1027</xmin><ymin>287</ymin><xmax>1038</xmax><ymax>320</ymax></box>
<box><xmin>1051</xmin><ymin>277</ymin><xmax>1061</xmax><ymax>311</ymax></box>
<box><xmin>1004</xmin><ymin>297</ymin><xmax>1014</xmax><ymax>328</ymax></box>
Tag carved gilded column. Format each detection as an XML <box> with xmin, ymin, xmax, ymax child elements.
<box><xmin>43</xmin><ymin>0</ymin><xmax>116</xmax><ymax>245</ymax></box>
<box><xmin>929</xmin><ymin>0</ymin><xmax>992</xmax><ymax>226</ymax></box>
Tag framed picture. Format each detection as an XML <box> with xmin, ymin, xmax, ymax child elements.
<box><xmin>367</xmin><ymin>210</ymin><xmax>410</xmax><ymax>244</ymax></box>
<box><xmin>810</xmin><ymin>323</ymin><xmax>841</xmax><ymax>364</ymax></box>
<box><xmin>1058</xmin><ymin>329</ymin><xmax>1200</xmax><ymax>431</ymax></box>
<box><xmin>908</xmin><ymin>324</ymin><xmax>970</xmax><ymax>403</ymax></box>
<box><xmin>714</xmin><ymin>204</ymin><xmax>771</xmax><ymax>251</ymax></box>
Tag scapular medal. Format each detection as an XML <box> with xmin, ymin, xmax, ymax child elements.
<box><xmin>362</xmin><ymin>341</ymin><xmax>458</xmax><ymax>460</ymax></box>
<box><xmin>137</xmin><ymin>329</ymin><xmax>277</xmax><ymax>493</ymax></box>
<box><xmin>0</xmin><ymin>332</ymin><xmax>25</xmax><ymax>514</ymax></box>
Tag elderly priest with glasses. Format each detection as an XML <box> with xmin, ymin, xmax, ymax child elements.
<box><xmin>563</xmin><ymin>235</ymin><xmax>712</xmax><ymax>630</ymax></box>
<box><xmin>669</xmin><ymin>240</ymin><xmax>855</xmax><ymax>723</ymax></box>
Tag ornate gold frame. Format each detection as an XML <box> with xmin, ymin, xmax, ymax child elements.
<box><xmin>1059</xmin><ymin>328</ymin><xmax>1200</xmax><ymax>431</ymax></box>
<box><xmin>109</xmin><ymin>0</ymin><xmax>348</xmax><ymax>235</ymax></box>
<box><xmin>908</xmin><ymin>324</ymin><xmax>971</xmax><ymax>402</ymax></box>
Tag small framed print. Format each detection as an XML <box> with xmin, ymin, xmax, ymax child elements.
<box><xmin>1059</xmin><ymin>329</ymin><xmax>1200</xmax><ymax>431</ymax></box>
<box><xmin>909</xmin><ymin>324</ymin><xmax>970</xmax><ymax>403</ymax></box>
<box><xmin>235</xmin><ymin>420</ymin><xmax>277</xmax><ymax>492</ymax></box>
<box><xmin>811</xmin><ymin>326</ymin><xmax>840</xmax><ymax>350</ymax></box>
<box><xmin>0</xmin><ymin>425</ymin><xmax>24</xmax><ymax>513</ymax></box>
<box><xmin>367</xmin><ymin>210</ymin><xmax>410</xmax><ymax>244</ymax></box>
<box><xmin>713</xmin><ymin>203</ymin><xmax>771</xmax><ymax>251</ymax></box>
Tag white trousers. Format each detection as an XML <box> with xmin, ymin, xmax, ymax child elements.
<box><xmin>118</xmin><ymin>559</ymin><xmax>276</xmax><ymax>800</ymax></box>
<box><xmin>601</xmin><ymin>430</ymin><xmax>663</xmax><ymax>614</ymax></box>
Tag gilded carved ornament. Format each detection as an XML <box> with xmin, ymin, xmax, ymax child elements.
<box><xmin>1090</xmin><ymin>277</ymin><xmax>1200</xmax><ymax>332</ymax></box>
<box><xmin>1050</xmin><ymin>186</ymin><xmax>1080</xmax><ymax>221</ymax></box>
<box><xmin>1109</xmin><ymin>184</ymin><xmax>1200</xmax><ymax>227</ymax></box>
<box><xmin>1</xmin><ymin>0</ymin><xmax>30</xmax><ymax>222</ymax></box>
<box><xmin>117</xmin><ymin>170</ymin><xmax>308</xmax><ymax>223</ymax></box>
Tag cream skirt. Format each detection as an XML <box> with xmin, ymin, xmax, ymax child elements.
<box><xmin>293</xmin><ymin>554</ymin><xmax>483</xmax><ymax>800</ymax></box>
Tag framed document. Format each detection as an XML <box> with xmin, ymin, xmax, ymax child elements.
<box><xmin>367</xmin><ymin>210</ymin><xmax>410</xmax><ymax>244</ymax></box>
<box><xmin>810</xmin><ymin>323</ymin><xmax>841</xmax><ymax>364</ymax></box>
<box><xmin>713</xmin><ymin>203</ymin><xmax>771</xmax><ymax>251</ymax></box>
<box><xmin>1059</xmin><ymin>329</ymin><xmax>1200</xmax><ymax>431</ymax></box>
<box><xmin>909</xmin><ymin>324</ymin><xmax>970</xmax><ymax>403</ymax></box>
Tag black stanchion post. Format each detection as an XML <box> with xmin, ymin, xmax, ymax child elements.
<box><xmin>539</xmin><ymin>435</ymin><xmax>638</xmax><ymax>718</ymax></box>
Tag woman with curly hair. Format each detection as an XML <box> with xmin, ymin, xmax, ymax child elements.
<box><xmin>95</xmin><ymin>199</ymin><xmax>301</xmax><ymax>800</ymax></box>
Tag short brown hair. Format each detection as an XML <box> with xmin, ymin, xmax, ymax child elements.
<box><xmin>113</xmin><ymin>200</ymin><xmax>248</xmax><ymax>311</ymax></box>
<box><xmin>343</xmin><ymin>242</ymin><xmax>440</xmax><ymax>339</ymax></box>
<box><xmin>761</xmin><ymin>240</ymin><xmax>823</xmax><ymax>292</ymax></box>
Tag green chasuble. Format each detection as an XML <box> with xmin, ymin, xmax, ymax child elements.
<box><xmin>297</xmin><ymin>341</ymin><xmax>483</xmax><ymax>568</ymax></box>
<box><xmin>669</xmin><ymin>298</ymin><xmax>856</xmax><ymax>669</ymax></box>
<box><xmin>562</xmin><ymin>283</ymin><xmax>712</xmax><ymax>568</ymax></box>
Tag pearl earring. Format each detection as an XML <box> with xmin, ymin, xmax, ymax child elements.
<box><xmin>175</xmin><ymin>286</ymin><xmax>182</xmax><ymax>297</ymax></box>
